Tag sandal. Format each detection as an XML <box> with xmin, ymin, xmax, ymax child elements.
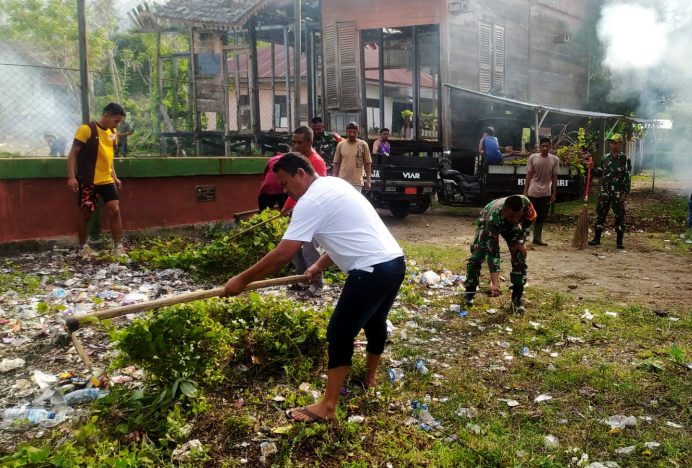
<box><xmin>285</xmin><ymin>407</ymin><xmax>326</xmax><ymax>424</ymax></box>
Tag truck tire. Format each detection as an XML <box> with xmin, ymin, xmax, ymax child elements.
<box><xmin>410</xmin><ymin>195</ymin><xmax>431</xmax><ymax>214</ymax></box>
<box><xmin>390</xmin><ymin>201</ymin><xmax>410</xmax><ymax>219</ymax></box>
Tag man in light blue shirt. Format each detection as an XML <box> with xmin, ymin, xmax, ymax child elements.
<box><xmin>478</xmin><ymin>126</ymin><xmax>503</xmax><ymax>165</ymax></box>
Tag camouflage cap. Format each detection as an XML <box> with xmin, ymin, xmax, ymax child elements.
<box><xmin>607</xmin><ymin>133</ymin><xmax>623</xmax><ymax>142</ymax></box>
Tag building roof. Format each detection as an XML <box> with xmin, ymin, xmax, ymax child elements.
<box><xmin>444</xmin><ymin>83</ymin><xmax>630</xmax><ymax>120</ymax></box>
<box><xmin>153</xmin><ymin>0</ymin><xmax>270</xmax><ymax>31</ymax></box>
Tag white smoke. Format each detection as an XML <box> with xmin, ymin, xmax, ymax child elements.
<box><xmin>597</xmin><ymin>0</ymin><xmax>692</xmax><ymax>192</ymax></box>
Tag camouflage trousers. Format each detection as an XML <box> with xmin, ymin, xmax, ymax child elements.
<box><xmin>464</xmin><ymin>226</ymin><xmax>527</xmax><ymax>292</ymax></box>
<box><xmin>594</xmin><ymin>192</ymin><xmax>626</xmax><ymax>233</ymax></box>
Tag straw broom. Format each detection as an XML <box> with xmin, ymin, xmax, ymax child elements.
<box><xmin>572</xmin><ymin>158</ymin><xmax>593</xmax><ymax>249</ymax></box>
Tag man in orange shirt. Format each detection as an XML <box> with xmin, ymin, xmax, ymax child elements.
<box><xmin>66</xmin><ymin>103</ymin><xmax>127</xmax><ymax>259</ymax></box>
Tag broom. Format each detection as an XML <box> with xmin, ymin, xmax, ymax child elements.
<box><xmin>572</xmin><ymin>157</ymin><xmax>593</xmax><ymax>249</ymax></box>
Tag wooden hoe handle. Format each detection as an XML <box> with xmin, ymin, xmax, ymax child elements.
<box><xmin>66</xmin><ymin>274</ymin><xmax>307</xmax><ymax>332</ymax></box>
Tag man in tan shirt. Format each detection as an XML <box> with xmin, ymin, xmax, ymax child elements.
<box><xmin>523</xmin><ymin>137</ymin><xmax>560</xmax><ymax>246</ymax></box>
<box><xmin>333</xmin><ymin>122</ymin><xmax>372</xmax><ymax>192</ymax></box>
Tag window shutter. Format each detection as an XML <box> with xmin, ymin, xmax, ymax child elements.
<box><xmin>478</xmin><ymin>21</ymin><xmax>492</xmax><ymax>93</ymax></box>
<box><xmin>492</xmin><ymin>25</ymin><xmax>505</xmax><ymax>93</ymax></box>
<box><xmin>323</xmin><ymin>24</ymin><xmax>339</xmax><ymax>109</ymax></box>
<box><xmin>337</xmin><ymin>22</ymin><xmax>361</xmax><ymax>111</ymax></box>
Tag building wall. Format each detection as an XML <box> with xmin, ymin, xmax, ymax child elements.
<box><xmin>0</xmin><ymin>158</ymin><xmax>266</xmax><ymax>244</ymax></box>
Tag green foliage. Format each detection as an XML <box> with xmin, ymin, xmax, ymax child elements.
<box><xmin>210</xmin><ymin>293</ymin><xmax>329</xmax><ymax>376</ymax></box>
<box><xmin>113</xmin><ymin>301</ymin><xmax>235</xmax><ymax>385</ymax></box>
<box><xmin>554</xmin><ymin>127</ymin><xmax>588</xmax><ymax>174</ymax></box>
<box><xmin>114</xmin><ymin>293</ymin><xmax>328</xmax><ymax>388</ymax></box>
<box><xmin>128</xmin><ymin>210</ymin><xmax>290</xmax><ymax>282</ymax></box>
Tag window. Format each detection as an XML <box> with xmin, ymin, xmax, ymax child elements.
<box><xmin>274</xmin><ymin>95</ymin><xmax>288</xmax><ymax>129</ymax></box>
<box><xmin>478</xmin><ymin>22</ymin><xmax>505</xmax><ymax>94</ymax></box>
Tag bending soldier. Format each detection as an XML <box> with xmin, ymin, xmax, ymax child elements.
<box><xmin>463</xmin><ymin>195</ymin><xmax>537</xmax><ymax>313</ymax></box>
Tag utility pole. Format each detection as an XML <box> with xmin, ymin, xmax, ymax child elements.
<box><xmin>77</xmin><ymin>0</ymin><xmax>90</xmax><ymax>122</ymax></box>
<box><xmin>293</xmin><ymin>0</ymin><xmax>301</xmax><ymax>128</ymax></box>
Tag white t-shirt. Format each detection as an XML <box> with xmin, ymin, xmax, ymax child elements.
<box><xmin>282</xmin><ymin>177</ymin><xmax>403</xmax><ymax>272</ymax></box>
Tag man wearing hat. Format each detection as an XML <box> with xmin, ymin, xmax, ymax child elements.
<box><xmin>589</xmin><ymin>134</ymin><xmax>631</xmax><ymax>249</ymax></box>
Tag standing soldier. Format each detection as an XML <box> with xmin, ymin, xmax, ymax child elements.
<box><xmin>463</xmin><ymin>195</ymin><xmax>537</xmax><ymax>313</ymax></box>
<box><xmin>310</xmin><ymin>116</ymin><xmax>343</xmax><ymax>171</ymax></box>
<box><xmin>588</xmin><ymin>134</ymin><xmax>631</xmax><ymax>249</ymax></box>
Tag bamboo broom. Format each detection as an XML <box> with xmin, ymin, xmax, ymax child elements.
<box><xmin>572</xmin><ymin>158</ymin><xmax>593</xmax><ymax>249</ymax></box>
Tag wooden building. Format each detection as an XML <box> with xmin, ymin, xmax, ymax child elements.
<box><xmin>319</xmin><ymin>0</ymin><xmax>596</xmax><ymax>147</ymax></box>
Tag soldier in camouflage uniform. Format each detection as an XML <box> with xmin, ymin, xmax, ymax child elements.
<box><xmin>589</xmin><ymin>134</ymin><xmax>631</xmax><ymax>249</ymax></box>
<box><xmin>463</xmin><ymin>195</ymin><xmax>537</xmax><ymax>313</ymax></box>
<box><xmin>311</xmin><ymin>117</ymin><xmax>343</xmax><ymax>171</ymax></box>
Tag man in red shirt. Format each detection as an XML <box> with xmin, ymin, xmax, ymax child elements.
<box><xmin>281</xmin><ymin>126</ymin><xmax>327</xmax><ymax>296</ymax></box>
<box><xmin>258</xmin><ymin>155</ymin><xmax>288</xmax><ymax>211</ymax></box>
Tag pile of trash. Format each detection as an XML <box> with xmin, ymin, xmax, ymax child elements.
<box><xmin>0</xmin><ymin>248</ymin><xmax>204</xmax><ymax>449</ymax></box>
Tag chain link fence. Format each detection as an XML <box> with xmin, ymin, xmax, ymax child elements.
<box><xmin>0</xmin><ymin>0</ymin><xmax>307</xmax><ymax>158</ymax></box>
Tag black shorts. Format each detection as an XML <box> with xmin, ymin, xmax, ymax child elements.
<box><xmin>78</xmin><ymin>183</ymin><xmax>119</xmax><ymax>211</ymax></box>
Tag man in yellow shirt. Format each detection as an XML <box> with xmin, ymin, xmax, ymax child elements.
<box><xmin>333</xmin><ymin>122</ymin><xmax>372</xmax><ymax>192</ymax></box>
<box><xmin>66</xmin><ymin>103</ymin><xmax>127</xmax><ymax>258</ymax></box>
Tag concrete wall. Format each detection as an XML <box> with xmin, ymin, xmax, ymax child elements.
<box><xmin>0</xmin><ymin>157</ymin><xmax>267</xmax><ymax>244</ymax></box>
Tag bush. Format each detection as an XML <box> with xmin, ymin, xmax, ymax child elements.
<box><xmin>113</xmin><ymin>294</ymin><xmax>329</xmax><ymax>388</ymax></box>
<box><xmin>128</xmin><ymin>210</ymin><xmax>290</xmax><ymax>283</ymax></box>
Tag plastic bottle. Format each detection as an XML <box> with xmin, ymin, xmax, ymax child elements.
<box><xmin>63</xmin><ymin>388</ymin><xmax>108</xmax><ymax>405</ymax></box>
<box><xmin>388</xmin><ymin>368</ymin><xmax>404</xmax><ymax>382</ymax></box>
<box><xmin>415</xmin><ymin>359</ymin><xmax>429</xmax><ymax>375</ymax></box>
<box><xmin>3</xmin><ymin>408</ymin><xmax>56</xmax><ymax>424</ymax></box>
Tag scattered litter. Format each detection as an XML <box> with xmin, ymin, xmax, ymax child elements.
<box><xmin>498</xmin><ymin>398</ymin><xmax>520</xmax><ymax>407</ymax></box>
<box><xmin>121</xmin><ymin>292</ymin><xmax>148</xmax><ymax>305</ymax></box>
<box><xmin>520</xmin><ymin>346</ymin><xmax>536</xmax><ymax>358</ymax></box>
<box><xmin>534</xmin><ymin>394</ymin><xmax>553</xmax><ymax>403</ymax></box>
<box><xmin>544</xmin><ymin>435</ymin><xmax>559</xmax><ymax>449</ymax></box>
<box><xmin>665</xmin><ymin>421</ymin><xmax>683</xmax><ymax>429</ymax></box>
<box><xmin>584</xmin><ymin>463</ymin><xmax>619</xmax><ymax>468</ymax></box>
<box><xmin>567</xmin><ymin>336</ymin><xmax>585</xmax><ymax>343</ymax></box>
<box><xmin>458</xmin><ymin>310</ymin><xmax>468</xmax><ymax>318</ymax></box>
<box><xmin>643</xmin><ymin>441</ymin><xmax>660</xmax><ymax>449</ymax></box>
<box><xmin>260</xmin><ymin>441</ymin><xmax>278</xmax><ymax>457</ymax></box>
<box><xmin>466</xmin><ymin>423</ymin><xmax>482</xmax><ymax>434</ymax></box>
<box><xmin>602</xmin><ymin>415</ymin><xmax>637</xmax><ymax>429</ymax></box>
<box><xmin>32</xmin><ymin>370</ymin><xmax>58</xmax><ymax>389</ymax></box>
<box><xmin>298</xmin><ymin>382</ymin><xmax>311</xmax><ymax>392</ymax></box>
<box><xmin>455</xmin><ymin>407</ymin><xmax>479</xmax><ymax>418</ymax></box>
<box><xmin>63</xmin><ymin>388</ymin><xmax>108</xmax><ymax>405</ymax></box>
<box><xmin>388</xmin><ymin>368</ymin><xmax>404</xmax><ymax>382</ymax></box>
<box><xmin>421</xmin><ymin>270</ymin><xmax>441</xmax><ymax>286</ymax></box>
<box><xmin>486</xmin><ymin>308</ymin><xmax>497</xmax><ymax>314</ymax></box>
<box><xmin>271</xmin><ymin>395</ymin><xmax>286</xmax><ymax>402</ymax></box>
<box><xmin>0</xmin><ymin>358</ymin><xmax>26</xmax><ymax>373</ymax></box>
<box><xmin>581</xmin><ymin>310</ymin><xmax>594</xmax><ymax>321</ymax></box>
<box><xmin>171</xmin><ymin>439</ymin><xmax>203</xmax><ymax>463</ymax></box>
<box><xmin>605</xmin><ymin>311</ymin><xmax>618</xmax><ymax>317</ymax></box>
<box><xmin>449</xmin><ymin>304</ymin><xmax>461</xmax><ymax>313</ymax></box>
<box><xmin>415</xmin><ymin>359</ymin><xmax>429</xmax><ymax>375</ymax></box>
<box><xmin>614</xmin><ymin>446</ymin><xmax>636</xmax><ymax>455</ymax></box>
<box><xmin>347</xmin><ymin>415</ymin><xmax>365</xmax><ymax>424</ymax></box>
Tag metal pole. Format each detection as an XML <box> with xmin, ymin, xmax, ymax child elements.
<box><xmin>249</xmin><ymin>18</ymin><xmax>261</xmax><ymax>143</ymax></box>
<box><xmin>284</xmin><ymin>26</ymin><xmax>292</xmax><ymax>129</ymax></box>
<box><xmin>222</xmin><ymin>33</ymin><xmax>231</xmax><ymax>156</ymax></box>
<box><xmin>77</xmin><ymin>0</ymin><xmax>90</xmax><ymax>123</ymax></box>
<box><xmin>271</xmin><ymin>42</ymin><xmax>276</xmax><ymax>129</ymax></box>
<box><xmin>306</xmin><ymin>26</ymin><xmax>314</xmax><ymax>122</ymax></box>
<box><xmin>293</xmin><ymin>0</ymin><xmax>301</xmax><ymax>128</ymax></box>
<box><xmin>652</xmin><ymin>125</ymin><xmax>657</xmax><ymax>191</ymax></box>
<box><xmin>412</xmin><ymin>26</ymin><xmax>419</xmax><ymax>140</ymax></box>
<box><xmin>379</xmin><ymin>29</ymin><xmax>385</xmax><ymax>132</ymax></box>
<box><xmin>189</xmin><ymin>27</ymin><xmax>201</xmax><ymax>156</ymax></box>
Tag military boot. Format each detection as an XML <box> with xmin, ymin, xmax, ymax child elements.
<box><xmin>510</xmin><ymin>286</ymin><xmax>525</xmax><ymax>314</ymax></box>
<box><xmin>532</xmin><ymin>223</ymin><xmax>548</xmax><ymax>246</ymax></box>
<box><xmin>464</xmin><ymin>287</ymin><xmax>476</xmax><ymax>307</ymax></box>
<box><xmin>616</xmin><ymin>231</ymin><xmax>625</xmax><ymax>249</ymax></box>
<box><xmin>588</xmin><ymin>228</ymin><xmax>602</xmax><ymax>246</ymax></box>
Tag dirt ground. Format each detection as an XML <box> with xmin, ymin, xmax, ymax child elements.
<box><xmin>382</xmin><ymin>182</ymin><xmax>692</xmax><ymax>312</ymax></box>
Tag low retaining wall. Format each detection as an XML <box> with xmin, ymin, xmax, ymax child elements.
<box><xmin>0</xmin><ymin>157</ymin><xmax>268</xmax><ymax>245</ymax></box>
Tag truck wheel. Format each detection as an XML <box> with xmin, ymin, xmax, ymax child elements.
<box><xmin>390</xmin><ymin>201</ymin><xmax>410</xmax><ymax>219</ymax></box>
<box><xmin>410</xmin><ymin>195</ymin><xmax>431</xmax><ymax>214</ymax></box>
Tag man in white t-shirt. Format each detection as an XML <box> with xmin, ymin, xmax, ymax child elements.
<box><xmin>523</xmin><ymin>137</ymin><xmax>560</xmax><ymax>246</ymax></box>
<box><xmin>223</xmin><ymin>152</ymin><xmax>405</xmax><ymax>423</ymax></box>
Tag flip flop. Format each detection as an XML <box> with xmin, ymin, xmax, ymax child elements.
<box><xmin>285</xmin><ymin>407</ymin><xmax>326</xmax><ymax>424</ymax></box>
